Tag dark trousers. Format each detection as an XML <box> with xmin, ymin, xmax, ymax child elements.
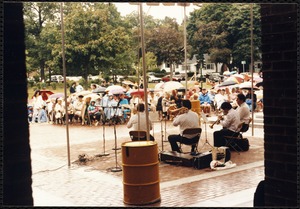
<box><xmin>132</xmin><ymin>134</ymin><xmax>155</xmax><ymax>141</ymax></box>
<box><xmin>168</xmin><ymin>134</ymin><xmax>199</xmax><ymax>152</ymax></box>
<box><xmin>213</xmin><ymin>129</ymin><xmax>239</xmax><ymax>147</ymax></box>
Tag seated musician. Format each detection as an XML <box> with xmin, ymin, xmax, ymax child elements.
<box><xmin>126</xmin><ymin>103</ymin><xmax>155</xmax><ymax>141</ymax></box>
<box><xmin>168</xmin><ymin>100</ymin><xmax>200</xmax><ymax>153</ymax></box>
<box><xmin>213</xmin><ymin>102</ymin><xmax>240</xmax><ymax>147</ymax></box>
<box><xmin>236</xmin><ymin>93</ymin><xmax>251</xmax><ymax>131</ymax></box>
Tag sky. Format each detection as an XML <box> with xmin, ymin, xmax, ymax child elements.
<box><xmin>113</xmin><ymin>2</ymin><xmax>200</xmax><ymax>24</ymax></box>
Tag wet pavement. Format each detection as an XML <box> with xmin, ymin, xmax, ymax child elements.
<box><xmin>30</xmin><ymin>111</ymin><xmax>264</xmax><ymax>207</ymax></box>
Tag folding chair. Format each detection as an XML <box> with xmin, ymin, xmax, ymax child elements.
<box><xmin>129</xmin><ymin>130</ymin><xmax>147</xmax><ymax>141</ymax></box>
<box><xmin>179</xmin><ymin>128</ymin><xmax>202</xmax><ymax>155</ymax></box>
<box><xmin>224</xmin><ymin>118</ymin><xmax>252</xmax><ymax>154</ymax></box>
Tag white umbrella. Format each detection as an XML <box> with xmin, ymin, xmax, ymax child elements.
<box><xmin>106</xmin><ymin>85</ymin><xmax>125</xmax><ymax>95</ymax></box>
<box><xmin>239</xmin><ymin>82</ymin><xmax>260</xmax><ymax>91</ymax></box>
<box><xmin>83</xmin><ymin>93</ymin><xmax>101</xmax><ymax>101</ymax></box>
<box><xmin>154</xmin><ymin>82</ymin><xmax>164</xmax><ymax>90</ymax></box>
<box><xmin>74</xmin><ymin>90</ymin><xmax>92</xmax><ymax>97</ymax></box>
<box><xmin>163</xmin><ymin>81</ymin><xmax>184</xmax><ymax>93</ymax></box>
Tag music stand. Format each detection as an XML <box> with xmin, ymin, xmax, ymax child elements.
<box><xmin>107</xmin><ymin>106</ymin><xmax>122</xmax><ymax>172</ymax></box>
<box><xmin>198</xmin><ymin>112</ymin><xmax>213</xmax><ymax>152</ymax></box>
<box><xmin>96</xmin><ymin>112</ymin><xmax>109</xmax><ymax>157</ymax></box>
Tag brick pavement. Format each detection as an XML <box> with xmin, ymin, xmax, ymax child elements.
<box><xmin>30</xmin><ymin>112</ymin><xmax>264</xmax><ymax>207</ymax></box>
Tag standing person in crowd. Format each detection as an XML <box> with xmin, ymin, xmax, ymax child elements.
<box><xmin>75</xmin><ymin>82</ymin><xmax>84</xmax><ymax>93</ymax></box>
<box><xmin>73</xmin><ymin>95</ymin><xmax>84</xmax><ymax>123</ymax></box>
<box><xmin>32</xmin><ymin>90</ymin><xmax>44</xmax><ymax>123</ymax></box>
<box><xmin>70</xmin><ymin>82</ymin><xmax>76</xmax><ymax>94</ymax></box>
<box><xmin>162</xmin><ymin>92</ymin><xmax>170</xmax><ymax>120</ymax></box>
<box><xmin>127</xmin><ymin>103</ymin><xmax>155</xmax><ymax>141</ymax></box>
<box><xmin>168</xmin><ymin>100</ymin><xmax>200</xmax><ymax>153</ymax></box>
<box><xmin>246</xmin><ymin>89</ymin><xmax>257</xmax><ymax>112</ymax></box>
<box><xmin>156</xmin><ymin>92</ymin><xmax>163</xmax><ymax>120</ymax></box>
<box><xmin>199</xmin><ymin>88</ymin><xmax>211</xmax><ymax>116</ymax></box>
<box><xmin>236</xmin><ymin>93</ymin><xmax>251</xmax><ymax>125</ymax></box>
<box><xmin>119</xmin><ymin>93</ymin><xmax>130</xmax><ymax>122</ymax></box>
<box><xmin>213</xmin><ymin>102</ymin><xmax>240</xmax><ymax>147</ymax></box>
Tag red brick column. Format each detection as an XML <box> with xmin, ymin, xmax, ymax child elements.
<box><xmin>261</xmin><ymin>4</ymin><xmax>298</xmax><ymax>207</ymax></box>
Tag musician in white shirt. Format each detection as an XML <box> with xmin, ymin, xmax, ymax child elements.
<box><xmin>236</xmin><ymin>93</ymin><xmax>251</xmax><ymax>124</ymax></box>
<box><xmin>127</xmin><ymin>103</ymin><xmax>154</xmax><ymax>141</ymax></box>
<box><xmin>168</xmin><ymin>100</ymin><xmax>200</xmax><ymax>153</ymax></box>
<box><xmin>213</xmin><ymin>102</ymin><xmax>240</xmax><ymax>147</ymax></box>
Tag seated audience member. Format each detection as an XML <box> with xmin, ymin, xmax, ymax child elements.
<box><xmin>168</xmin><ymin>100</ymin><xmax>200</xmax><ymax>153</ymax></box>
<box><xmin>73</xmin><ymin>95</ymin><xmax>84</xmax><ymax>123</ymax></box>
<box><xmin>127</xmin><ymin>103</ymin><xmax>155</xmax><ymax>141</ymax></box>
<box><xmin>213</xmin><ymin>102</ymin><xmax>240</xmax><ymax>147</ymax></box>
<box><xmin>88</xmin><ymin>100</ymin><xmax>101</xmax><ymax>126</ymax></box>
<box><xmin>199</xmin><ymin>88</ymin><xmax>211</xmax><ymax>116</ymax></box>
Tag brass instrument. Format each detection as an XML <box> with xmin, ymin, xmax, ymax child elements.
<box><xmin>168</xmin><ymin>107</ymin><xmax>189</xmax><ymax>118</ymax></box>
<box><xmin>209</xmin><ymin>115</ymin><xmax>224</xmax><ymax>129</ymax></box>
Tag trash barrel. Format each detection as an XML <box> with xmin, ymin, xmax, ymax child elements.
<box><xmin>122</xmin><ymin>141</ymin><xmax>161</xmax><ymax>205</ymax></box>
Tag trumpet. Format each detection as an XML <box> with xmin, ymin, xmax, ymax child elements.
<box><xmin>209</xmin><ymin>115</ymin><xmax>224</xmax><ymax>129</ymax></box>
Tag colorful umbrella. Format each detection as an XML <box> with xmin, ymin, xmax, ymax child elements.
<box><xmin>130</xmin><ymin>89</ymin><xmax>148</xmax><ymax>97</ymax></box>
<box><xmin>39</xmin><ymin>90</ymin><xmax>54</xmax><ymax>101</ymax></box>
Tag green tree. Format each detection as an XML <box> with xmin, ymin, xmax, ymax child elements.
<box><xmin>62</xmin><ymin>2</ymin><xmax>134</xmax><ymax>81</ymax></box>
<box><xmin>23</xmin><ymin>2</ymin><xmax>59</xmax><ymax>81</ymax></box>
<box><xmin>187</xmin><ymin>3</ymin><xmax>261</xmax><ymax>73</ymax></box>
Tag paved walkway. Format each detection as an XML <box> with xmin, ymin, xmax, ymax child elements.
<box><xmin>30</xmin><ymin>111</ymin><xmax>264</xmax><ymax>207</ymax></box>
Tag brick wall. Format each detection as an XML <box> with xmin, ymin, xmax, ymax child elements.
<box><xmin>3</xmin><ymin>3</ymin><xmax>33</xmax><ymax>205</ymax></box>
<box><xmin>261</xmin><ymin>4</ymin><xmax>298</xmax><ymax>207</ymax></box>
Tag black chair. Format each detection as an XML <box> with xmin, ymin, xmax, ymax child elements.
<box><xmin>224</xmin><ymin>118</ymin><xmax>252</xmax><ymax>154</ymax></box>
<box><xmin>129</xmin><ymin>130</ymin><xmax>147</xmax><ymax>141</ymax></box>
<box><xmin>179</xmin><ymin>128</ymin><xmax>202</xmax><ymax>155</ymax></box>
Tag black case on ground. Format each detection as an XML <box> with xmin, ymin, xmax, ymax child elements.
<box><xmin>229</xmin><ymin>138</ymin><xmax>250</xmax><ymax>151</ymax></box>
<box><xmin>159</xmin><ymin>151</ymin><xmax>194</xmax><ymax>167</ymax></box>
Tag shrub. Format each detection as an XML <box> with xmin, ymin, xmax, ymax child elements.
<box><xmin>50</xmin><ymin>82</ymin><xmax>57</xmax><ymax>90</ymax></box>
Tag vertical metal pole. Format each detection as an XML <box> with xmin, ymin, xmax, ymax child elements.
<box><xmin>60</xmin><ymin>2</ymin><xmax>71</xmax><ymax>167</ymax></box>
<box><xmin>184</xmin><ymin>4</ymin><xmax>188</xmax><ymax>94</ymax></box>
<box><xmin>139</xmin><ymin>3</ymin><xmax>151</xmax><ymax>141</ymax></box>
<box><xmin>250</xmin><ymin>3</ymin><xmax>254</xmax><ymax>136</ymax></box>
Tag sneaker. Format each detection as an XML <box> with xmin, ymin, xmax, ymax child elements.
<box><xmin>95</xmin><ymin>121</ymin><xmax>99</xmax><ymax>126</ymax></box>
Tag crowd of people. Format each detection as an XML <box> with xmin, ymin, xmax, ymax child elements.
<box><xmin>28</xmin><ymin>78</ymin><xmax>262</xmax><ymax>152</ymax></box>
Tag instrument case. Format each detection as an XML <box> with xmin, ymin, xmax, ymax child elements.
<box><xmin>159</xmin><ymin>151</ymin><xmax>194</xmax><ymax>167</ymax></box>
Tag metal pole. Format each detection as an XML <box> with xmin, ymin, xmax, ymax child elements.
<box><xmin>60</xmin><ymin>2</ymin><xmax>71</xmax><ymax>167</ymax></box>
<box><xmin>139</xmin><ymin>3</ymin><xmax>151</xmax><ymax>141</ymax></box>
<box><xmin>184</xmin><ymin>4</ymin><xmax>188</xmax><ymax>95</ymax></box>
<box><xmin>250</xmin><ymin>3</ymin><xmax>254</xmax><ymax>136</ymax></box>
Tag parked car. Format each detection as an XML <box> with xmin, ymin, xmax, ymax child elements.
<box><xmin>47</xmin><ymin>75</ymin><xmax>64</xmax><ymax>83</ymax></box>
<box><xmin>161</xmin><ymin>75</ymin><xmax>181</xmax><ymax>82</ymax></box>
<box><xmin>148</xmin><ymin>75</ymin><xmax>161</xmax><ymax>83</ymax></box>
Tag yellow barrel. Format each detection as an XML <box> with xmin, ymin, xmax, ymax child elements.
<box><xmin>122</xmin><ymin>141</ymin><xmax>161</xmax><ymax>205</ymax></box>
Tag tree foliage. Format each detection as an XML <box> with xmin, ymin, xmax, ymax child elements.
<box><xmin>187</xmin><ymin>3</ymin><xmax>261</xmax><ymax>72</ymax></box>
